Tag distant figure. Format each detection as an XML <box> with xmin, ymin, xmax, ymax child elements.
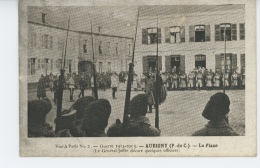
<box><xmin>68</xmin><ymin>76</ymin><xmax>75</xmax><ymax>102</ymax></box>
<box><xmin>91</xmin><ymin>75</ymin><xmax>95</xmax><ymax>97</ymax></box>
<box><xmin>205</xmin><ymin>69</ymin><xmax>213</xmax><ymax>90</ymax></box>
<box><xmin>107</xmin><ymin>94</ymin><xmax>160</xmax><ymax>137</ymax></box>
<box><xmin>179</xmin><ymin>71</ymin><xmax>187</xmax><ymax>90</ymax></box>
<box><xmin>81</xmin><ymin>99</ymin><xmax>111</xmax><ymax>137</ymax></box>
<box><xmin>145</xmin><ymin>75</ymin><xmax>155</xmax><ymax>113</ymax></box>
<box><xmin>37</xmin><ymin>74</ymin><xmax>46</xmax><ymax>99</ymax></box>
<box><xmin>53</xmin><ymin>75</ymin><xmax>58</xmax><ymax>105</ymax></box>
<box><xmin>192</xmin><ymin>93</ymin><xmax>239</xmax><ymax>136</ymax></box>
<box><xmin>28</xmin><ymin>98</ymin><xmax>54</xmax><ymax>137</ymax></box>
<box><xmin>111</xmin><ymin>72</ymin><xmax>119</xmax><ymax>99</ymax></box>
<box><xmin>196</xmin><ymin>70</ymin><xmax>203</xmax><ymax>90</ymax></box>
<box><xmin>49</xmin><ymin>72</ymin><xmax>54</xmax><ymax>92</ymax></box>
<box><xmin>241</xmin><ymin>68</ymin><xmax>245</xmax><ymax>89</ymax></box>
<box><xmin>187</xmin><ymin>71</ymin><xmax>195</xmax><ymax>90</ymax></box>
<box><xmin>231</xmin><ymin>71</ymin><xmax>238</xmax><ymax>89</ymax></box>
<box><xmin>213</xmin><ymin>72</ymin><xmax>221</xmax><ymax>89</ymax></box>
<box><xmin>78</xmin><ymin>74</ymin><xmax>86</xmax><ymax>98</ymax></box>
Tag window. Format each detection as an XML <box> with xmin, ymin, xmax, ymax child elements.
<box><xmin>108</xmin><ymin>62</ymin><xmax>111</xmax><ymax>72</ymax></box>
<box><xmin>240</xmin><ymin>23</ymin><xmax>245</xmax><ymax>40</ymax></box>
<box><xmin>170</xmin><ymin>26</ymin><xmax>180</xmax><ymax>43</ymax></box>
<box><xmin>142</xmin><ymin>28</ymin><xmax>161</xmax><ymax>44</ymax></box>
<box><xmin>215</xmin><ymin>23</ymin><xmax>237</xmax><ymax>41</ymax></box>
<box><xmin>83</xmin><ymin>40</ymin><xmax>87</xmax><ymax>53</ymax></box>
<box><xmin>42</xmin><ymin>13</ymin><xmax>47</xmax><ymax>24</ymax></box>
<box><xmin>99</xmin><ymin>41</ymin><xmax>102</xmax><ymax>54</ymax></box>
<box><xmin>195</xmin><ymin>25</ymin><xmax>205</xmax><ymax>42</ymax></box>
<box><xmin>195</xmin><ymin>55</ymin><xmax>206</xmax><ymax>68</ymax></box>
<box><xmin>128</xmin><ymin>44</ymin><xmax>131</xmax><ymax>55</ymax></box>
<box><xmin>30</xmin><ymin>33</ymin><xmax>37</xmax><ymax>48</ymax></box>
<box><xmin>115</xmin><ymin>43</ymin><xmax>118</xmax><ymax>55</ymax></box>
<box><xmin>99</xmin><ymin>62</ymin><xmax>103</xmax><ymax>73</ymax></box>
<box><xmin>50</xmin><ymin>59</ymin><xmax>53</xmax><ymax>70</ymax></box>
<box><xmin>49</xmin><ymin>36</ymin><xmax>53</xmax><ymax>49</ymax></box>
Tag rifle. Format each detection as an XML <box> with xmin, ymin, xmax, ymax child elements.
<box><xmin>122</xmin><ymin>7</ymin><xmax>140</xmax><ymax>131</ymax></box>
<box><xmin>55</xmin><ymin>16</ymin><xmax>70</xmax><ymax>133</ymax></box>
<box><xmin>155</xmin><ymin>15</ymin><xmax>159</xmax><ymax>129</ymax></box>
<box><xmin>90</xmin><ymin>20</ymin><xmax>98</xmax><ymax>100</ymax></box>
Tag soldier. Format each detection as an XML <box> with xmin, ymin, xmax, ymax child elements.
<box><xmin>28</xmin><ymin>98</ymin><xmax>54</xmax><ymax>137</ymax></box>
<box><xmin>132</xmin><ymin>73</ymin><xmax>138</xmax><ymax>91</ymax></box>
<box><xmin>49</xmin><ymin>72</ymin><xmax>54</xmax><ymax>92</ymax></box>
<box><xmin>171</xmin><ymin>72</ymin><xmax>179</xmax><ymax>90</ymax></box>
<box><xmin>145</xmin><ymin>75</ymin><xmax>155</xmax><ymax>113</ymax></box>
<box><xmin>37</xmin><ymin>74</ymin><xmax>46</xmax><ymax>99</ymax></box>
<box><xmin>81</xmin><ymin>99</ymin><xmax>111</xmax><ymax>137</ymax></box>
<box><xmin>213</xmin><ymin>71</ymin><xmax>221</xmax><ymax>89</ymax></box>
<box><xmin>68</xmin><ymin>75</ymin><xmax>75</xmax><ymax>102</ymax></box>
<box><xmin>205</xmin><ymin>69</ymin><xmax>214</xmax><ymax>90</ymax></box>
<box><xmin>91</xmin><ymin>75</ymin><xmax>95</xmax><ymax>97</ymax></box>
<box><xmin>231</xmin><ymin>70</ymin><xmax>238</xmax><ymax>89</ymax></box>
<box><xmin>107</xmin><ymin>94</ymin><xmax>160</xmax><ymax>137</ymax></box>
<box><xmin>192</xmin><ymin>93</ymin><xmax>239</xmax><ymax>136</ymax></box>
<box><xmin>140</xmin><ymin>73</ymin><xmax>147</xmax><ymax>91</ymax></box>
<box><xmin>179</xmin><ymin>71</ymin><xmax>187</xmax><ymax>90</ymax></box>
<box><xmin>111</xmin><ymin>72</ymin><xmax>119</xmax><ymax>99</ymax></box>
<box><xmin>187</xmin><ymin>71</ymin><xmax>195</xmax><ymax>90</ymax></box>
<box><xmin>196</xmin><ymin>70</ymin><xmax>203</xmax><ymax>90</ymax></box>
<box><xmin>166</xmin><ymin>72</ymin><xmax>172</xmax><ymax>90</ymax></box>
<box><xmin>53</xmin><ymin>75</ymin><xmax>58</xmax><ymax>105</ymax></box>
<box><xmin>78</xmin><ymin>74</ymin><xmax>86</xmax><ymax>98</ymax></box>
<box><xmin>223</xmin><ymin>70</ymin><xmax>230</xmax><ymax>89</ymax></box>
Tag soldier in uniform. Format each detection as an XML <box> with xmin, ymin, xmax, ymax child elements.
<box><xmin>223</xmin><ymin>70</ymin><xmax>230</xmax><ymax>89</ymax></box>
<box><xmin>78</xmin><ymin>74</ymin><xmax>86</xmax><ymax>98</ymax></box>
<box><xmin>81</xmin><ymin>99</ymin><xmax>111</xmax><ymax>137</ymax></box>
<box><xmin>187</xmin><ymin>71</ymin><xmax>195</xmax><ymax>90</ymax></box>
<box><xmin>145</xmin><ymin>75</ymin><xmax>155</xmax><ymax>113</ymax></box>
<box><xmin>192</xmin><ymin>93</ymin><xmax>239</xmax><ymax>136</ymax></box>
<box><xmin>37</xmin><ymin>74</ymin><xmax>46</xmax><ymax>99</ymax></box>
<box><xmin>196</xmin><ymin>70</ymin><xmax>203</xmax><ymax>90</ymax></box>
<box><xmin>91</xmin><ymin>75</ymin><xmax>95</xmax><ymax>97</ymax></box>
<box><xmin>231</xmin><ymin>70</ymin><xmax>238</xmax><ymax>89</ymax></box>
<box><xmin>179</xmin><ymin>71</ymin><xmax>187</xmax><ymax>90</ymax></box>
<box><xmin>28</xmin><ymin>98</ymin><xmax>54</xmax><ymax>137</ymax></box>
<box><xmin>166</xmin><ymin>72</ymin><xmax>172</xmax><ymax>90</ymax></box>
<box><xmin>68</xmin><ymin>75</ymin><xmax>75</xmax><ymax>102</ymax></box>
<box><xmin>49</xmin><ymin>72</ymin><xmax>54</xmax><ymax>92</ymax></box>
<box><xmin>171</xmin><ymin>72</ymin><xmax>179</xmax><ymax>90</ymax></box>
<box><xmin>107</xmin><ymin>94</ymin><xmax>160</xmax><ymax>137</ymax></box>
<box><xmin>140</xmin><ymin>73</ymin><xmax>147</xmax><ymax>91</ymax></box>
<box><xmin>213</xmin><ymin>71</ymin><xmax>221</xmax><ymax>89</ymax></box>
<box><xmin>205</xmin><ymin>69</ymin><xmax>214</xmax><ymax>90</ymax></box>
<box><xmin>111</xmin><ymin>72</ymin><xmax>119</xmax><ymax>99</ymax></box>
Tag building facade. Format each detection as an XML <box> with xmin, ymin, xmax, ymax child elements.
<box><xmin>27</xmin><ymin>8</ymin><xmax>133</xmax><ymax>83</ymax></box>
<box><xmin>134</xmin><ymin>6</ymin><xmax>245</xmax><ymax>76</ymax></box>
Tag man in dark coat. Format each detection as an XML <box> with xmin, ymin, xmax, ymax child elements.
<box><xmin>192</xmin><ymin>92</ymin><xmax>239</xmax><ymax>136</ymax></box>
<box><xmin>78</xmin><ymin>74</ymin><xmax>86</xmax><ymax>98</ymax></box>
<box><xmin>28</xmin><ymin>98</ymin><xmax>54</xmax><ymax>137</ymax></box>
<box><xmin>37</xmin><ymin>74</ymin><xmax>46</xmax><ymax>99</ymax></box>
<box><xmin>107</xmin><ymin>94</ymin><xmax>160</xmax><ymax>137</ymax></box>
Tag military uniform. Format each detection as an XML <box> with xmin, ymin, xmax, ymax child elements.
<box><xmin>231</xmin><ymin>72</ymin><xmax>238</xmax><ymax>88</ymax></box>
<box><xmin>171</xmin><ymin>73</ymin><xmax>179</xmax><ymax>90</ymax></box>
<box><xmin>179</xmin><ymin>73</ymin><xmax>187</xmax><ymax>89</ymax></box>
<box><xmin>223</xmin><ymin>72</ymin><xmax>230</xmax><ymax>87</ymax></box>
<box><xmin>205</xmin><ymin>72</ymin><xmax>213</xmax><ymax>89</ymax></box>
<box><xmin>187</xmin><ymin>72</ymin><xmax>195</xmax><ymax>89</ymax></box>
<box><xmin>196</xmin><ymin>71</ymin><xmax>203</xmax><ymax>90</ymax></box>
<box><xmin>213</xmin><ymin>73</ymin><xmax>221</xmax><ymax>88</ymax></box>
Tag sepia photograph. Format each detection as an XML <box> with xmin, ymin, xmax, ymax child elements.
<box><xmin>19</xmin><ymin>0</ymin><xmax>256</xmax><ymax>157</ymax></box>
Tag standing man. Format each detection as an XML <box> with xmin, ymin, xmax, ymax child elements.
<box><xmin>111</xmin><ymin>72</ymin><xmax>119</xmax><ymax>99</ymax></box>
<box><xmin>49</xmin><ymin>72</ymin><xmax>54</xmax><ymax>92</ymax></box>
<box><xmin>53</xmin><ymin>75</ymin><xmax>58</xmax><ymax>105</ymax></box>
<box><xmin>231</xmin><ymin>70</ymin><xmax>238</xmax><ymax>89</ymax></box>
<box><xmin>179</xmin><ymin>71</ymin><xmax>187</xmax><ymax>91</ymax></box>
<box><xmin>171</xmin><ymin>72</ymin><xmax>179</xmax><ymax>90</ymax></box>
<box><xmin>187</xmin><ymin>71</ymin><xmax>195</xmax><ymax>90</ymax></box>
<box><xmin>196</xmin><ymin>70</ymin><xmax>203</xmax><ymax>90</ymax></box>
<box><xmin>213</xmin><ymin>71</ymin><xmax>221</xmax><ymax>89</ymax></box>
<box><xmin>68</xmin><ymin>75</ymin><xmax>75</xmax><ymax>102</ymax></box>
<box><xmin>78</xmin><ymin>74</ymin><xmax>86</xmax><ymax>98</ymax></box>
<box><xmin>145</xmin><ymin>75</ymin><xmax>155</xmax><ymax>113</ymax></box>
<box><xmin>91</xmin><ymin>75</ymin><xmax>95</xmax><ymax>97</ymax></box>
<box><xmin>37</xmin><ymin>74</ymin><xmax>46</xmax><ymax>99</ymax></box>
<box><xmin>205</xmin><ymin>69</ymin><xmax>213</xmax><ymax>90</ymax></box>
<box><xmin>241</xmin><ymin>68</ymin><xmax>245</xmax><ymax>89</ymax></box>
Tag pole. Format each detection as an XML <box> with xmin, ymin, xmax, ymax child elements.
<box><xmin>55</xmin><ymin>16</ymin><xmax>70</xmax><ymax>133</ymax></box>
<box><xmin>155</xmin><ymin>15</ymin><xmax>159</xmax><ymax>129</ymax></box>
<box><xmin>223</xmin><ymin>24</ymin><xmax>226</xmax><ymax>94</ymax></box>
<box><xmin>90</xmin><ymin>20</ymin><xmax>98</xmax><ymax>99</ymax></box>
<box><xmin>122</xmin><ymin>7</ymin><xmax>140</xmax><ymax>129</ymax></box>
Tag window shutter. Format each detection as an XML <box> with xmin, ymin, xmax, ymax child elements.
<box><xmin>180</xmin><ymin>55</ymin><xmax>185</xmax><ymax>73</ymax></box>
<box><xmin>142</xmin><ymin>56</ymin><xmax>148</xmax><ymax>74</ymax></box>
<box><xmin>231</xmin><ymin>54</ymin><xmax>237</xmax><ymax>71</ymax></box>
<box><xmin>231</xmin><ymin>24</ymin><xmax>237</xmax><ymax>41</ymax></box>
<box><xmin>28</xmin><ymin>58</ymin><xmax>31</xmax><ymax>71</ymax></box>
<box><xmin>240</xmin><ymin>54</ymin><xmax>245</xmax><ymax>69</ymax></box>
<box><xmin>205</xmin><ymin>25</ymin><xmax>210</xmax><ymax>41</ymax></box>
<box><xmin>215</xmin><ymin>25</ymin><xmax>220</xmax><ymax>41</ymax></box>
<box><xmin>157</xmin><ymin>28</ymin><xmax>162</xmax><ymax>43</ymax></box>
<box><xmin>142</xmin><ymin>29</ymin><xmax>148</xmax><ymax>44</ymax></box>
<box><xmin>189</xmin><ymin>26</ymin><xmax>195</xmax><ymax>42</ymax></box>
<box><xmin>180</xmin><ymin>26</ymin><xmax>185</xmax><ymax>42</ymax></box>
<box><xmin>240</xmin><ymin>23</ymin><xmax>245</xmax><ymax>40</ymax></box>
<box><xmin>215</xmin><ymin>54</ymin><xmax>222</xmax><ymax>72</ymax></box>
<box><xmin>165</xmin><ymin>27</ymin><xmax>170</xmax><ymax>43</ymax></box>
<box><xmin>165</xmin><ymin>56</ymin><xmax>171</xmax><ymax>72</ymax></box>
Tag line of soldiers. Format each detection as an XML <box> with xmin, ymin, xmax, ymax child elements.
<box><xmin>162</xmin><ymin>68</ymin><xmax>245</xmax><ymax>90</ymax></box>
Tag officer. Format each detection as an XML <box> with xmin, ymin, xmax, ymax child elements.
<box><xmin>213</xmin><ymin>71</ymin><xmax>221</xmax><ymax>89</ymax></box>
<box><xmin>205</xmin><ymin>69</ymin><xmax>213</xmax><ymax>90</ymax></box>
<box><xmin>179</xmin><ymin>71</ymin><xmax>187</xmax><ymax>90</ymax></box>
<box><xmin>223</xmin><ymin>69</ymin><xmax>230</xmax><ymax>89</ymax></box>
<box><xmin>171</xmin><ymin>72</ymin><xmax>179</xmax><ymax>90</ymax></box>
<box><xmin>68</xmin><ymin>75</ymin><xmax>75</xmax><ymax>102</ymax></box>
<box><xmin>231</xmin><ymin>70</ymin><xmax>238</xmax><ymax>89</ymax></box>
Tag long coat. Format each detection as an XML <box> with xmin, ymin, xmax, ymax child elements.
<box><xmin>145</xmin><ymin>79</ymin><xmax>155</xmax><ymax>105</ymax></box>
<box><xmin>37</xmin><ymin>77</ymin><xmax>46</xmax><ymax>98</ymax></box>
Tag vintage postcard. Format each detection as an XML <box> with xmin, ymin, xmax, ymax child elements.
<box><xmin>19</xmin><ymin>0</ymin><xmax>256</xmax><ymax>156</ymax></box>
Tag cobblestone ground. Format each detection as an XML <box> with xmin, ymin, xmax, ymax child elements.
<box><xmin>28</xmin><ymin>87</ymin><xmax>245</xmax><ymax>136</ymax></box>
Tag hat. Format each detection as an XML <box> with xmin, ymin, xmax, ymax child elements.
<box><xmin>55</xmin><ymin>109</ymin><xmax>77</xmax><ymax>133</ymax></box>
<box><xmin>202</xmin><ymin>93</ymin><xmax>230</xmax><ymax>121</ymax></box>
<box><xmin>129</xmin><ymin>94</ymin><xmax>148</xmax><ymax>117</ymax></box>
<box><xmin>71</xmin><ymin>96</ymin><xmax>95</xmax><ymax>118</ymax></box>
<box><xmin>28</xmin><ymin>98</ymin><xmax>52</xmax><ymax>127</ymax></box>
<box><xmin>82</xmin><ymin>99</ymin><xmax>111</xmax><ymax>131</ymax></box>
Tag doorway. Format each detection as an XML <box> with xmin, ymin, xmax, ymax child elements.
<box><xmin>195</xmin><ymin>55</ymin><xmax>206</xmax><ymax>69</ymax></box>
<box><xmin>78</xmin><ymin>61</ymin><xmax>93</xmax><ymax>75</ymax></box>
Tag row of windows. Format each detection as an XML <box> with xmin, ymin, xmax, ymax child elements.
<box><xmin>27</xmin><ymin>58</ymin><xmax>72</xmax><ymax>75</ymax></box>
<box><xmin>142</xmin><ymin>23</ymin><xmax>245</xmax><ymax>44</ymax></box>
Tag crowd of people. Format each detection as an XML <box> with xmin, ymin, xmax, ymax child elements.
<box><xmin>28</xmin><ymin>92</ymin><xmax>239</xmax><ymax>137</ymax></box>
